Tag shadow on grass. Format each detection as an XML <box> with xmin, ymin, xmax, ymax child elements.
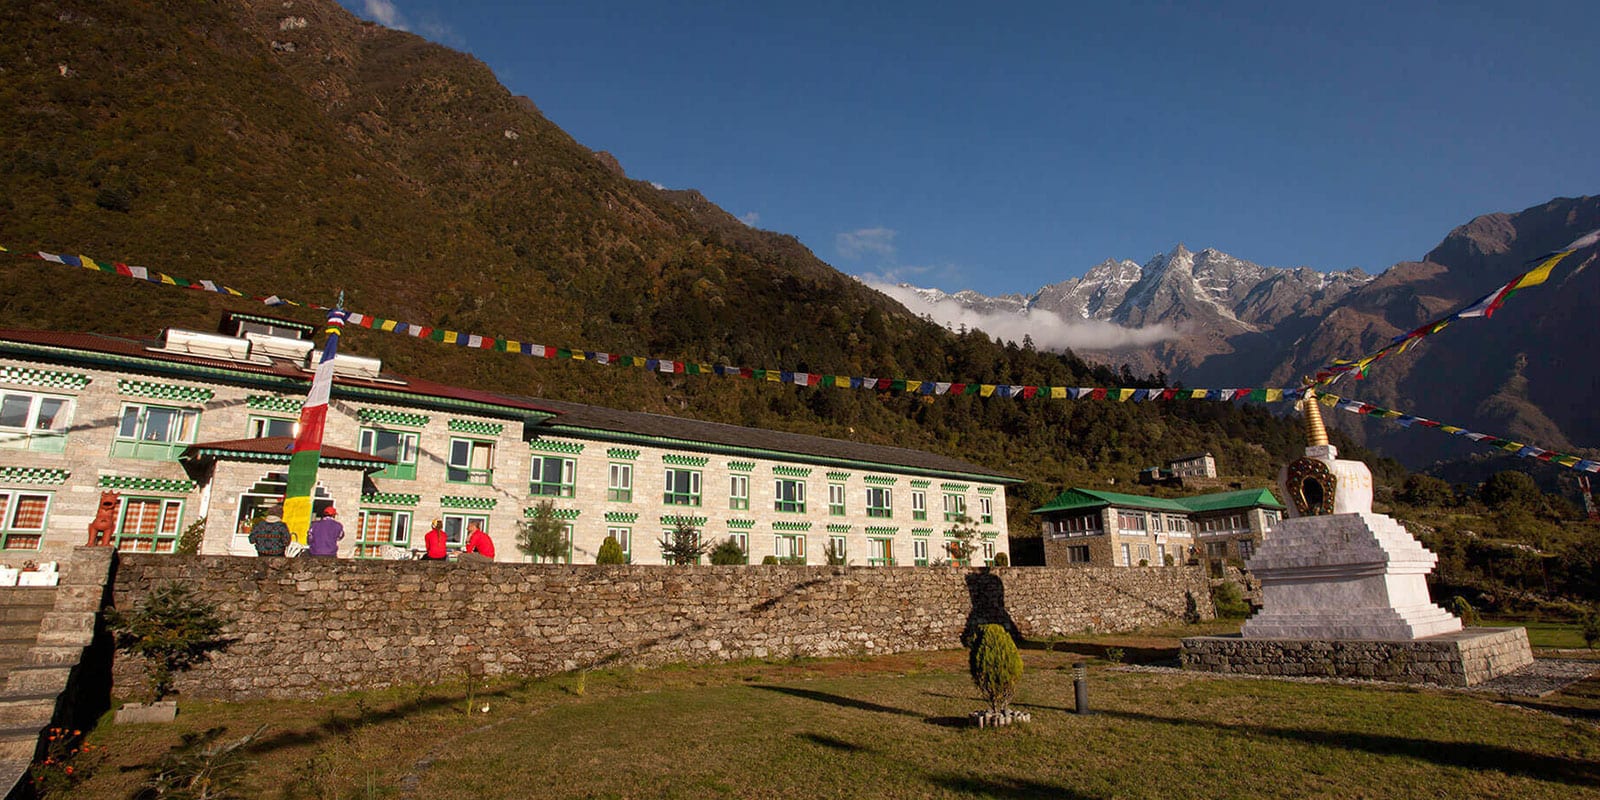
<box><xmin>927</xmin><ymin>773</ymin><xmax>1100</xmax><ymax>799</ymax></box>
<box><xmin>1100</xmin><ymin>709</ymin><xmax>1600</xmax><ymax>788</ymax></box>
<box><xmin>1017</xmin><ymin>640</ymin><xmax>1177</xmax><ymax>666</ymax></box>
<box><xmin>242</xmin><ymin>681</ymin><xmax>523</xmax><ymax>757</ymax></box>
<box><xmin>752</xmin><ymin>685</ymin><xmax>922</xmax><ymax>718</ymax></box>
<box><xmin>796</xmin><ymin>732</ymin><xmax>866</xmax><ymax>752</ymax></box>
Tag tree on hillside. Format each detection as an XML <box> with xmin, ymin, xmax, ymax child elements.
<box><xmin>518</xmin><ymin>501</ymin><xmax>569</xmax><ymax>563</ymax></box>
<box><xmin>1400</xmin><ymin>474</ymin><xmax>1455</xmax><ymax>507</ymax></box>
<box><xmin>1480</xmin><ymin>471</ymin><xmax>1539</xmax><ymax>511</ymax></box>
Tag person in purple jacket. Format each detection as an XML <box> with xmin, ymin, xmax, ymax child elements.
<box><xmin>306</xmin><ymin>507</ymin><xmax>345</xmax><ymax>557</ymax></box>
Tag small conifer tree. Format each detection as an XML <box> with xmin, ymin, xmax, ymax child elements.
<box><xmin>658</xmin><ymin>520</ymin><xmax>710</xmax><ymax>565</ymax></box>
<box><xmin>518</xmin><ymin>501</ymin><xmax>569</xmax><ymax>563</ymax></box>
<box><xmin>104</xmin><ymin>582</ymin><xmax>234</xmax><ymax>702</ymax></box>
<box><xmin>709</xmin><ymin>537</ymin><xmax>747</xmax><ymax>565</ymax></box>
<box><xmin>968</xmin><ymin>624</ymin><xmax>1023</xmax><ymax>713</ymax></box>
<box><xmin>595</xmin><ymin>535</ymin><xmax>626</xmax><ymax>565</ymax></box>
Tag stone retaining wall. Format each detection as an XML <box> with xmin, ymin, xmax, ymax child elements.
<box><xmin>110</xmin><ymin>556</ymin><xmax>1214</xmax><ymax>699</ymax></box>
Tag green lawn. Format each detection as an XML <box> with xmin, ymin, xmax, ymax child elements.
<box><xmin>56</xmin><ymin>633</ymin><xmax>1600</xmax><ymax>799</ymax></box>
<box><xmin>1482</xmin><ymin>618</ymin><xmax>1596</xmax><ymax>651</ymax></box>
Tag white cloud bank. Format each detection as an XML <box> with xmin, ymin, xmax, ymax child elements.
<box><xmin>360</xmin><ymin>0</ymin><xmax>407</xmax><ymax>30</ymax></box>
<box><xmin>865</xmin><ymin>279</ymin><xmax>1180</xmax><ymax>352</ymax></box>
<box><xmin>739</xmin><ymin>212</ymin><xmax>761</xmax><ymax>227</ymax></box>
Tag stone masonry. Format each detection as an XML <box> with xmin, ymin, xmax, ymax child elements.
<box><xmin>1180</xmin><ymin>627</ymin><xmax>1534</xmax><ymax>688</ymax></box>
<box><xmin>110</xmin><ymin>555</ymin><xmax>1215</xmax><ymax>700</ymax></box>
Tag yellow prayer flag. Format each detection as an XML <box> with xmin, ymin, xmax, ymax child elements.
<box><xmin>1117</xmin><ymin>389</ymin><xmax>1135</xmax><ymax>402</ymax></box>
<box><xmin>442</xmin><ymin>331</ymin><xmax>459</xmax><ymax>345</ymax></box>
<box><xmin>1318</xmin><ymin>393</ymin><xmax>1337</xmax><ymax>407</ymax></box>
<box><xmin>1264</xmin><ymin>389</ymin><xmax>1283</xmax><ymax>402</ymax></box>
<box><xmin>78</xmin><ymin>255</ymin><xmax>99</xmax><ymax>270</ymax></box>
<box><xmin>1049</xmin><ymin>387</ymin><xmax>1066</xmax><ymax>399</ymax></box>
<box><xmin>1516</xmin><ymin>252</ymin><xmax>1568</xmax><ymax>288</ymax></box>
<box><xmin>980</xmin><ymin>385</ymin><xmax>996</xmax><ymax>397</ymax></box>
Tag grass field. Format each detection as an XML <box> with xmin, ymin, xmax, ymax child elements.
<box><xmin>52</xmin><ymin>625</ymin><xmax>1600</xmax><ymax>799</ymax></box>
<box><xmin>1482</xmin><ymin>618</ymin><xmax>1597</xmax><ymax>651</ymax></box>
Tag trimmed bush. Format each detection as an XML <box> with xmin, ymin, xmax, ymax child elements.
<box><xmin>991</xmin><ymin>552</ymin><xmax>1009</xmax><ymax>567</ymax></box>
<box><xmin>1211</xmin><ymin>581</ymin><xmax>1250</xmax><ymax>619</ymax></box>
<box><xmin>967</xmin><ymin>624</ymin><xmax>1023</xmax><ymax>713</ymax></box>
<box><xmin>595</xmin><ymin>536</ymin><xmax>626</xmax><ymax>565</ymax></box>
<box><xmin>709</xmin><ymin>538</ymin><xmax>747</xmax><ymax>565</ymax></box>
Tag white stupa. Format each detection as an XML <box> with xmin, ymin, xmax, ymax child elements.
<box><xmin>1241</xmin><ymin>388</ymin><xmax>1462</xmax><ymax>640</ymax></box>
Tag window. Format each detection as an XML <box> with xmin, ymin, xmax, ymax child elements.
<box><xmin>359</xmin><ymin>428</ymin><xmax>419</xmax><ymax>480</ymax></box>
<box><xmin>1120</xmin><ymin>542</ymin><xmax>1132</xmax><ymax>566</ymax></box>
<box><xmin>1050</xmin><ymin>514</ymin><xmax>1101</xmax><ymax>537</ymax></box>
<box><xmin>942</xmin><ymin>493</ymin><xmax>966</xmax><ymax>522</ymax></box>
<box><xmin>0</xmin><ymin>391</ymin><xmax>72</xmax><ymax>453</ymax></box>
<box><xmin>605</xmin><ymin>526</ymin><xmax>632</xmax><ymax>562</ymax></box>
<box><xmin>978</xmin><ymin>496</ymin><xmax>993</xmax><ymax>524</ymax></box>
<box><xmin>728</xmin><ymin>474</ymin><xmax>749</xmax><ymax>510</ymax></box>
<box><xmin>448</xmin><ymin>438</ymin><xmax>494</xmax><ymax>484</ymax></box>
<box><xmin>774</xmin><ymin>533</ymin><xmax>806</xmax><ymax>563</ymax></box>
<box><xmin>827</xmin><ymin>483</ymin><xmax>844</xmax><ymax>516</ymax></box>
<box><xmin>827</xmin><ymin>535</ymin><xmax>847</xmax><ymax>563</ymax></box>
<box><xmin>1158</xmin><ymin>544</ymin><xmax>1168</xmax><ymax>565</ymax></box>
<box><xmin>442</xmin><ymin>514</ymin><xmax>488</xmax><ymax>548</ymax></box>
<box><xmin>1263</xmin><ymin>510</ymin><xmax>1280</xmax><ymax>527</ymax></box>
<box><xmin>982</xmin><ymin>540</ymin><xmax>996</xmax><ymax>566</ymax></box>
<box><xmin>607</xmin><ymin>463</ymin><xmax>633</xmax><ymax>503</ymax></box>
<box><xmin>530</xmin><ymin>455</ymin><xmax>576</xmax><ymax>497</ymax></box>
<box><xmin>663</xmin><ymin>468</ymin><xmax>702</xmax><ymax>506</ymax></box>
<box><xmin>0</xmin><ymin>490</ymin><xmax>51</xmax><ymax>550</ymax></box>
<box><xmin>248</xmin><ymin>416</ymin><xmax>295</xmax><ymax>439</ymax></box>
<box><xmin>726</xmin><ymin>531</ymin><xmax>748</xmax><ymax>555</ymax></box>
<box><xmin>112</xmin><ymin>403</ymin><xmax>198</xmax><ymax>460</ymax></box>
<box><xmin>868</xmin><ymin>537</ymin><xmax>894</xmax><ymax>566</ymax></box>
<box><xmin>1168</xmin><ymin>515</ymin><xmax>1188</xmax><ymax>533</ymax></box>
<box><xmin>355</xmin><ymin>509</ymin><xmax>412</xmax><ymax>558</ymax></box>
<box><xmin>913</xmin><ymin>538</ymin><xmax>929</xmax><ymax>567</ymax></box>
<box><xmin>866</xmin><ymin>487</ymin><xmax>892</xmax><ymax>518</ymax></box>
<box><xmin>1067</xmin><ymin>545</ymin><xmax>1090</xmax><ymax>563</ymax></box>
<box><xmin>944</xmin><ymin>539</ymin><xmax>969</xmax><ymax>566</ymax></box>
<box><xmin>911</xmin><ymin>490</ymin><xmax>927</xmax><ymax>521</ymax></box>
<box><xmin>775</xmin><ymin>478</ymin><xmax>806</xmax><ymax>513</ymax></box>
<box><xmin>661</xmin><ymin>528</ymin><xmax>702</xmax><ymax>564</ymax></box>
<box><xmin>1136</xmin><ymin>544</ymin><xmax>1151</xmax><ymax>565</ymax></box>
<box><xmin>1151</xmin><ymin>513</ymin><xmax>1164</xmax><ymax>533</ymax></box>
<box><xmin>1117</xmin><ymin>511</ymin><xmax>1147</xmax><ymax>532</ymax></box>
<box><xmin>1238</xmin><ymin>539</ymin><xmax>1255</xmax><ymax>561</ymax></box>
<box><xmin>115</xmin><ymin>497</ymin><xmax>184</xmax><ymax>553</ymax></box>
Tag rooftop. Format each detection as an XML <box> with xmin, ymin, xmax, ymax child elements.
<box><xmin>1031</xmin><ymin>486</ymin><xmax>1283</xmax><ymax>515</ymax></box>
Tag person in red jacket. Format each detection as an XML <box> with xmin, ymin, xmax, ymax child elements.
<box><xmin>463</xmin><ymin>520</ymin><xmax>495</xmax><ymax>563</ymax></box>
<box><xmin>423</xmin><ymin>519</ymin><xmax>448</xmax><ymax>560</ymax></box>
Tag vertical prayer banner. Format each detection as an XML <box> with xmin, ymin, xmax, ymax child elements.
<box><xmin>284</xmin><ymin>308</ymin><xmax>347</xmax><ymax>543</ymax></box>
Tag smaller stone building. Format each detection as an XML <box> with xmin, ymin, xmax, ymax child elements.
<box><xmin>1034</xmin><ymin>487</ymin><xmax>1283</xmax><ymax>568</ymax></box>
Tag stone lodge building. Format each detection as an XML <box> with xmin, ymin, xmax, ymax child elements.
<box><xmin>1034</xmin><ymin>487</ymin><xmax>1283</xmax><ymax>568</ymax></box>
<box><xmin>0</xmin><ymin>315</ymin><xmax>1016</xmax><ymax>566</ymax></box>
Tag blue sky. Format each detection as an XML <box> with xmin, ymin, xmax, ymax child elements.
<box><xmin>342</xmin><ymin>0</ymin><xmax>1599</xmax><ymax>296</ymax></box>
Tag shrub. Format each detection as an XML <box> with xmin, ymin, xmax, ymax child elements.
<box><xmin>709</xmin><ymin>538</ymin><xmax>747</xmax><ymax>565</ymax></box>
<box><xmin>1581</xmin><ymin>608</ymin><xmax>1599</xmax><ymax>650</ymax></box>
<box><xmin>1210</xmin><ymin>581</ymin><xmax>1250</xmax><ymax>619</ymax></box>
<box><xmin>823</xmin><ymin>539</ymin><xmax>847</xmax><ymax>566</ymax></box>
<box><xmin>175</xmin><ymin>517</ymin><xmax>206</xmax><ymax>556</ymax></box>
<box><xmin>760</xmin><ymin>555</ymin><xmax>779</xmax><ymax>565</ymax></box>
<box><xmin>139</xmin><ymin>725</ymin><xmax>264</xmax><ymax>800</ymax></box>
<box><xmin>992</xmin><ymin>552</ymin><xmax>1009</xmax><ymax>567</ymax></box>
<box><xmin>595</xmin><ymin>535</ymin><xmax>626</xmax><ymax>565</ymax></box>
<box><xmin>104</xmin><ymin>582</ymin><xmax>234</xmax><ymax>702</ymax></box>
<box><xmin>1451</xmin><ymin>595</ymin><xmax>1479</xmax><ymax>627</ymax></box>
<box><xmin>967</xmin><ymin>624</ymin><xmax>1022</xmax><ymax>713</ymax></box>
<box><xmin>1182</xmin><ymin>590</ymin><xmax>1202</xmax><ymax>624</ymax></box>
<box><xmin>1103</xmin><ymin>647</ymin><xmax>1125</xmax><ymax>664</ymax></box>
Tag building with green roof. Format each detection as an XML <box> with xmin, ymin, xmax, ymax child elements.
<box><xmin>1032</xmin><ymin>486</ymin><xmax>1284</xmax><ymax>569</ymax></box>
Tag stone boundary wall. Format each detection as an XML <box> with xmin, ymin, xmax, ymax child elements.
<box><xmin>1180</xmin><ymin>627</ymin><xmax>1533</xmax><ymax>687</ymax></box>
<box><xmin>110</xmin><ymin>556</ymin><xmax>1215</xmax><ymax>700</ymax></box>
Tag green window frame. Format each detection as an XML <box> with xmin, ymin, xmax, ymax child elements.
<box><xmin>114</xmin><ymin>496</ymin><xmax>184</xmax><ymax>553</ymax></box>
<box><xmin>911</xmin><ymin>490</ymin><xmax>927</xmax><ymax>521</ymax></box>
<box><xmin>442</xmin><ymin>513</ymin><xmax>488</xmax><ymax>549</ymax></box>
<box><xmin>530</xmin><ymin>455</ymin><xmax>576</xmax><ymax>497</ymax></box>
<box><xmin>358</xmin><ymin>427</ymin><xmax>419</xmax><ymax>480</ymax></box>
<box><xmin>774</xmin><ymin>533</ymin><xmax>806</xmax><ymax>563</ymax></box>
<box><xmin>0</xmin><ymin>490</ymin><xmax>52</xmax><ymax>550</ymax></box>
<box><xmin>355</xmin><ymin>509</ymin><xmax>412</xmax><ymax>558</ymax></box>
<box><xmin>868</xmin><ymin>537</ymin><xmax>894</xmax><ymax>566</ymax></box>
<box><xmin>448</xmin><ymin>437</ymin><xmax>495</xmax><ymax>485</ymax></box>
<box><xmin>913</xmin><ymin>537</ymin><xmax>929</xmax><ymax>567</ymax></box>
<box><xmin>827</xmin><ymin>535</ymin><xmax>847</xmax><ymax>563</ymax></box>
<box><xmin>663</xmin><ymin>468</ymin><xmax>702</xmax><ymax>506</ymax></box>
<box><xmin>111</xmin><ymin>403</ymin><xmax>198</xmax><ymax>461</ymax></box>
<box><xmin>607</xmin><ymin>463</ymin><xmax>633</xmax><ymax>502</ymax></box>
<box><xmin>942</xmin><ymin>493</ymin><xmax>966</xmax><ymax>523</ymax></box>
<box><xmin>248</xmin><ymin>415</ymin><xmax>296</xmax><ymax>439</ymax></box>
<box><xmin>775</xmin><ymin>479</ymin><xmax>807</xmax><ymax>514</ymax></box>
<box><xmin>0</xmin><ymin>391</ymin><xmax>73</xmax><ymax>454</ymax></box>
<box><xmin>866</xmin><ymin>486</ymin><xmax>892</xmax><ymax>518</ymax></box>
<box><xmin>729</xmin><ymin>474</ymin><xmax>749</xmax><ymax>510</ymax></box>
<box><xmin>979</xmin><ymin>495</ymin><xmax>993</xmax><ymax>524</ymax></box>
<box><xmin>827</xmin><ymin>483</ymin><xmax>844</xmax><ymax>516</ymax></box>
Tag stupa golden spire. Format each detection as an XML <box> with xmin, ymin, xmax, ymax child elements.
<box><xmin>1302</xmin><ymin>383</ymin><xmax>1329</xmax><ymax>447</ymax></box>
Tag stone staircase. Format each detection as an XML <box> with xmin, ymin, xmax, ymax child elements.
<box><xmin>0</xmin><ymin>548</ymin><xmax>115</xmax><ymax>800</ymax></box>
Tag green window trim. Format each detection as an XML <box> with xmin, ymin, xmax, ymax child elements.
<box><xmin>530</xmin><ymin>438</ymin><xmax>585</xmax><ymax>455</ymax></box>
<box><xmin>607</xmin><ymin>448</ymin><xmax>642</xmax><ymax>461</ymax></box>
<box><xmin>449</xmin><ymin>418</ymin><xmax>505</xmax><ymax>436</ymax></box>
<box><xmin>246</xmin><ymin>394</ymin><xmax>304</xmax><ymax>413</ymax></box>
<box><xmin>772</xmin><ymin>465</ymin><xmax>812</xmax><ymax>477</ymax></box>
<box><xmin>772</xmin><ymin>520</ymin><xmax>812</xmax><ymax>532</ymax></box>
<box><xmin>116</xmin><ymin>379</ymin><xmax>214</xmax><ymax>404</ymax></box>
<box><xmin>604</xmin><ymin>511</ymin><xmax>639</xmax><ymax>523</ymax></box>
<box><xmin>727</xmin><ymin>518</ymin><xmax>755</xmax><ymax>530</ymax></box>
<box><xmin>826</xmin><ymin>471</ymin><xmax>852</xmax><ymax>481</ymax></box>
<box><xmin>441</xmin><ymin>495</ymin><xmax>498</xmax><ymax>510</ymax></box>
<box><xmin>357</xmin><ymin>408</ymin><xmax>430</xmax><ymax>428</ymax></box>
<box><xmin>530</xmin><ymin>455</ymin><xmax>577</xmax><ymax>498</ymax></box>
<box><xmin>97</xmin><ymin>475</ymin><xmax>197</xmax><ymax>494</ymax></box>
<box><xmin>864</xmin><ymin>475</ymin><xmax>897</xmax><ymax>486</ymax></box>
<box><xmin>663</xmin><ymin>454</ymin><xmax>710</xmax><ymax>467</ymax></box>
<box><xmin>726</xmin><ymin>460</ymin><xmax>756</xmax><ymax>472</ymax></box>
<box><xmin>910</xmin><ymin>480</ymin><xmax>931</xmax><ymax>488</ymax></box>
<box><xmin>0</xmin><ymin>366</ymin><xmax>91</xmax><ymax>391</ymax></box>
<box><xmin>522</xmin><ymin>507</ymin><xmax>581</xmax><ymax>521</ymax></box>
<box><xmin>0</xmin><ymin>467</ymin><xmax>70</xmax><ymax>486</ymax></box>
<box><xmin>359</xmin><ymin>493</ymin><xmax>421</xmax><ymax>507</ymax></box>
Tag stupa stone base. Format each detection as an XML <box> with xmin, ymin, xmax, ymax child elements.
<box><xmin>1180</xmin><ymin>626</ymin><xmax>1533</xmax><ymax>687</ymax></box>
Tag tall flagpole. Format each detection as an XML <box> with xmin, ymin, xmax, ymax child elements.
<box><xmin>284</xmin><ymin>305</ymin><xmax>347</xmax><ymax>544</ymax></box>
